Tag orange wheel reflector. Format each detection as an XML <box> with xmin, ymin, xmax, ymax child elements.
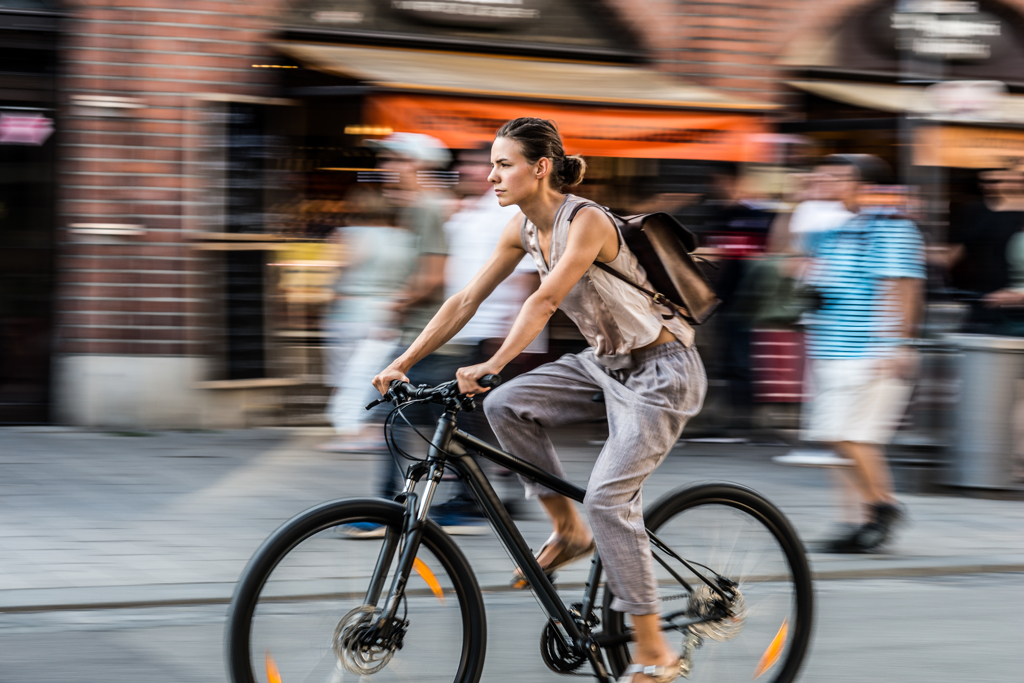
<box><xmin>265</xmin><ymin>651</ymin><xmax>282</xmax><ymax>683</ymax></box>
<box><xmin>753</xmin><ymin>617</ymin><xmax>788</xmax><ymax>679</ymax></box>
<box><xmin>413</xmin><ymin>557</ymin><xmax>446</xmax><ymax>606</ymax></box>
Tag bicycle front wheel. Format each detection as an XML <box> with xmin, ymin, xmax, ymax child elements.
<box><xmin>226</xmin><ymin>498</ymin><xmax>486</xmax><ymax>683</ymax></box>
<box><xmin>602</xmin><ymin>483</ymin><xmax>813</xmax><ymax>683</ymax></box>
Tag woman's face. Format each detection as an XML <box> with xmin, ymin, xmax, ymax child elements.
<box><xmin>487</xmin><ymin>136</ymin><xmax>547</xmax><ymax>207</ymax></box>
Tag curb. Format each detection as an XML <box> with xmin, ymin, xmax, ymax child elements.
<box><xmin>1</xmin><ymin>563</ymin><xmax>1021</xmax><ymax>614</ymax></box>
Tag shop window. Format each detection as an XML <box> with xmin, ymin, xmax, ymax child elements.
<box><xmin>224</xmin><ymin>251</ymin><xmax>266</xmax><ymax>380</ymax></box>
<box><xmin>197</xmin><ymin>97</ymin><xmax>296</xmax><ymax>383</ymax></box>
<box><xmin>224</xmin><ymin>102</ymin><xmax>271</xmax><ymax>234</ymax></box>
<box><xmin>0</xmin><ymin>106</ymin><xmax>56</xmax><ymax>423</ymax></box>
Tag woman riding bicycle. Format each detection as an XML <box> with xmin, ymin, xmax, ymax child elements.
<box><xmin>373</xmin><ymin>118</ymin><xmax>707</xmax><ymax>683</ymax></box>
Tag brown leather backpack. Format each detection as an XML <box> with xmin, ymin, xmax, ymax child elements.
<box><xmin>569</xmin><ymin>203</ymin><xmax>721</xmax><ymax>325</ymax></box>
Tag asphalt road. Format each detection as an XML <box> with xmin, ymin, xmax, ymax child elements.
<box><xmin>0</xmin><ymin>573</ymin><xmax>1019</xmax><ymax>683</ymax></box>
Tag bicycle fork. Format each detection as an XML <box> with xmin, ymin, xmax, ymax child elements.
<box><xmin>366</xmin><ymin>419</ymin><xmax>450</xmax><ymax>631</ymax></box>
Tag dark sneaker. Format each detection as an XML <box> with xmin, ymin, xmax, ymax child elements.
<box><xmin>817</xmin><ymin>525</ymin><xmax>865</xmax><ymax>554</ymax></box>
<box><xmin>855</xmin><ymin>502</ymin><xmax>905</xmax><ymax>552</ymax></box>
<box><xmin>430</xmin><ymin>496</ymin><xmax>490</xmax><ymax>536</ymax></box>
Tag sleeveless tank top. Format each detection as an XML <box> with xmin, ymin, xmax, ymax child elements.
<box><xmin>521</xmin><ymin>194</ymin><xmax>694</xmax><ymax>369</ymax></box>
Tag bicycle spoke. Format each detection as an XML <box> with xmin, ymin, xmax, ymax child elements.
<box><xmin>602</xmin><ymin>485</ymin><xmax>811</xmax><ymax>683</ymax></box>
<box><xmin>229</xmin><ymin>501</ymin><xmax>484</xmax><ymax>683</ymax></box>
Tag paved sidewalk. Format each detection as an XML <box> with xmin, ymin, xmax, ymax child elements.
<box><xmin>0</xmin><ymin>427</ymin><xmax>1022</xmax><ymax>611</ymax></box>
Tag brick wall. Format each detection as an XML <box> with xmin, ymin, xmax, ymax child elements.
<box><xmin>55</xmin><ymin>0</ymin><xmax>287</xmax><ymax>358</ymax></box>
<box><xmin>619</xmin><ymin>0</ymin><xmax>1024</xmax><ymax>106</ymax></box>
<box><xmin>605</xmin><ymin>0</ymin><xmax>824</xmax><ymax>105</ymax></box>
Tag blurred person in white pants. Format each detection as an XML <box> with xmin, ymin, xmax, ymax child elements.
<box><xmin>321</xmin><ymin>186</ymin><xmax>415</xmax><ymax>451</ymax></box>
<box><xmin>428</xmin><ymin>144</ymin><xmax>546</xmax><ymax>532</ymax></box>
<box><xmin>801</xmin><ymin>155</ymin><xmax>925</xmax><ymax>554</ymax></box>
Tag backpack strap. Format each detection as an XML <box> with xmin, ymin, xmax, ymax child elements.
<box><xmin>592</xmin><ymin>261</ymin><xmax>684</xmax><ymax>319</ymax></box>
<box><xmin>567</xmin><ymin>202</ymin><xmax>598</xmax><ymax>222</ymax></box>
<box><xmin>568</xmin><ymin>202</ymin><xmax>686</xmax><ymax>320</ymax></box>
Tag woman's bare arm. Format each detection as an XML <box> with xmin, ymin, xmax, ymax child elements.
<box><xmin>372</xmin><ymin>213</ymin><xmax>528</xmax><ymax>392</ymax></box>
<box><xmin>454</xmin><ymin>207</ymin><xmax>617</xmax><ymax>393</ymax></box>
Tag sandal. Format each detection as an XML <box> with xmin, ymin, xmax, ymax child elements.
<box><xmin>510</xmin><ymin>533</ymin><xmax>595</xmax><ymax>589</ymax></box>
<box><xmin>617</xmin><ymin>659</ymin><xmax>686</xmax><ymax>683</ymax></box>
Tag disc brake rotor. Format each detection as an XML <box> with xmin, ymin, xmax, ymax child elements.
<box><xmin>334</xmin><ymin>605</ymin><xmax>399</xmax><ymax>675</ymax></box>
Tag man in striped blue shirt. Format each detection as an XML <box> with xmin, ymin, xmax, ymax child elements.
<box><xmin>803</xmin><ymin>155</ymin><xmax>925</xmax><ymax>553</ymax></box>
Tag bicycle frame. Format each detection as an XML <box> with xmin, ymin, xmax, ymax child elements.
<box><xmin>391</xmin><ymin>408</ymin><xmax>616</xmax><ymax>681</ymax></box>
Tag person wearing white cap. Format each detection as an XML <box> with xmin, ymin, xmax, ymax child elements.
<box><xmin>338</xmin><ymin>132</ymin><xmax>458</xmax><ymax>535</ymax></box>
<box><xmin>366</xmin><ymin>133</ymin><xmax>453</xmax><ymax>351</ymax></box>
<box><xmin>367</xmin><ymin>132</ymin><xmax>451</xmax><ymax>170</ymax></box>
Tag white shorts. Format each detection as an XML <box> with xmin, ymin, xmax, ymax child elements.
<box><xmin>802</xmin><ymin>357</ymin><xmax>912</xmax><ymax>445</ymax></box>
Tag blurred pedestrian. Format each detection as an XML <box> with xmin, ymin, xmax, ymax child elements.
<box><xmin>752</xmin><ymin>166</ymin><xmax>855</xmax><ymax>426</ymax></box>
<box><xmin>770</xmin><ymin>166</ymin><xmax>855</xmax><ymax>257</ymax></box>
<box><xmin>703</xmin><ymin>162</ymin><xmax>775</xmax><ymax>433</ymax></box>
<box><xmin>443</xmin><ymin>144</ymin><xmax>547</xmax><ymax>397</ymax></box>
<box><xmin>735</xmin><ymin>166</ymin><xmax>855</xmax><ymax>427</ymax></box>
<box><xmin>335</xmin><ymin>133</ymin><xmax>453</xmax><ymax>538</ymax></box>
<box><xmin>374</xmin><ymin>117</ymin><xmax>704</xmax><ymax>682</ymax></box>
<box><xmin>320</xmin><ymin>186</ymin><xmax>414</xmax><ymax>451</ymax></box>
<box><xmin>802</xmin><ymin>154</ymin><xmax>925</xmax><ymax>554</ymax></box>
<box><xmin>947</xmin><ymin>165</ymin><xmax>1024</xmax><ymax>334</ymax></box>
<box><xmin>427</xmin><ymin>144</ymin><xmax>544</xmax><ymax>531</ymax></box>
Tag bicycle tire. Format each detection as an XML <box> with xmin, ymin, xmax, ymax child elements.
<box><xmin>226</xmin><ymin>498</ymin><xmax>487</xmax><ymax>683</ymax></box>
<box><xmin>601</xmin><ymin>482</ymin><xmax>813</xmax><ymax>683</ymax></box>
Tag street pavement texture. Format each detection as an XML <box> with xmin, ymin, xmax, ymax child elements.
<box><xmin>0</xmin><ymin>426</ymin><xmax>1022</xmax><ymax>611</ymax></box>
<box><xmin>0</xmin><ymin>574</ymin><xmax>1020</xmax><ymax>682</ymax></box>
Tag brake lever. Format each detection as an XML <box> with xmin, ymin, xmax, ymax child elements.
<box><xmin>366</xmin><ymin>380</ymin><xmax>406</xmax><ymax>410</ymax></box>
<box><xmin>365</xmin><ymin>388</ymin><xmax>395</xmax><ymax>410</ymax></box>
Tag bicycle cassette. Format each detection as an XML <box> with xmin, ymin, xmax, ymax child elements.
<box><xmin>686</xmin><ymin>584</ymin><xmax>747</xmax><ymax>642</ymax></box>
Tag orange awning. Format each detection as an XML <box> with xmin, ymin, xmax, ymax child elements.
<box><xmin>364</xmin><ymin>95</ymin><xmax>773</xmax><ymax>162</ymax></box>
<box><xmin>915</xmin><ymin>124</ymin><xmax>1024</xmax><ymax>168</ymax></box>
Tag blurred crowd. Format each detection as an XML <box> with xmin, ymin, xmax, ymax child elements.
<box><xmin>300</xmin><ymin>130</ymin><xmax>1024</xmax><ymax>542</ymax></box>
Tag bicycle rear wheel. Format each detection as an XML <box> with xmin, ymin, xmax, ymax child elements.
<box><xmin>602</xmin><ymin>483</ymin><xmax>813</xmax><ymax>683</ymax></box>
<box><xmin>226</xmin><ymin>498</ymin><xmax>486</xmax><ymax>683</ymax></box>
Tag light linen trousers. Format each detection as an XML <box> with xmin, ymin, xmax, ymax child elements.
<box><xmin>485</xmin><ymin>341</ymin><xmax>706</xmax><ymax>615</ymax></box>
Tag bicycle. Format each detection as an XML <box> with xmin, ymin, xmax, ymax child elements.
<box><xmin>226</xmin><ymin>376</ymin><xmax>814</xmax><ymax>683</ymax></box>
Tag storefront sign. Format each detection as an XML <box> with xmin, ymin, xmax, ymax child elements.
<box><xmin>889</xmin><ymin>0</ymin><xmax>1002</xmax><ymax>61</ymax></box>
<box><xmin>364</xmin><ymin>95</ymin><xmax>771</xmax><ymax>162</ymax></box>
<box><xmin>287</xmin><ymin>0</ymin><xmax>634</xmax><ymax>58</ymax></box>
<box><xmin>0</xmin><ymin>113</ymin><xmax>53</xmax><ymax>146</ymax></box>
<box><xmin>914</xmin><ymin>124</ymin><xmax>1024</xmax><ymax>167</ymax></box>
<box><xmin>391</xmin><ymin>0</ymin><xmax>541</xmax><ymax>27</ymax></box>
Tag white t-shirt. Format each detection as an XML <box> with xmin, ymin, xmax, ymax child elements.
<box><xmin>444</xmin><ymin>193</ymin><xmax>546</xmax><ymax>352</ymax></box>
<box><xmin>788</xmin><ymin>200</ymin><xmax>855</xmax><ymax>255</ymax></box>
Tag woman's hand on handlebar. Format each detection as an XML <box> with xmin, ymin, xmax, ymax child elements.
<box><xmin>372</xmin><ymin>365</ymin><xmax>410</xmax><ymax>396</ymax></box>
<box><xmin>456</xmin><ymin>362</ymin><xmax>504</xmax><ymax>396</ymax></box>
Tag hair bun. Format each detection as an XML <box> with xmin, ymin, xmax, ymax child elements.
<box><xmin>494</xmin><ymin>118</ymin><xmax>585</xmax><ymax>190</ymax></box>
<box><xmin>558</xmin><ymin>154</ymin><xmax>587</xmax><ymax>187</ymax></box>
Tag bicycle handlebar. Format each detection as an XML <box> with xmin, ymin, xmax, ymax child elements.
<box><xmin>365</xmin><ymin>374</ymin><xmax>503</xmax><ymax>411</ymax></box>
<box><xmin>478</xmin><ymin>374</ymin><xmax>503</xmax><ymax>389</ymax></box>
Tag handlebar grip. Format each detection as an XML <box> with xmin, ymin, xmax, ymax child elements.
<box><xmin>389</xmin><ymin>379</ymin><xmax>416</xmax><ymax>400</ymax></box>
<box><xmin>478</xmin><ymin>374</ymin><xmax>502</xmax><ymax>389</ymax></box>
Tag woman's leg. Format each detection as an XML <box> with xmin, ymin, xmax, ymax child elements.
<box><xmin>584</xmin><ymin>345</ymin><xmax>705</xmax><ymax>680</ymax></box>
<box><xmin>484</xmin><ymin>353</ymin><xmax>606</xmax><ymax>558</ymax></box>
<box><xmin>631</xmin><ymin>613</ymin><xmax>681</xmax><ymax>678</ymax></box>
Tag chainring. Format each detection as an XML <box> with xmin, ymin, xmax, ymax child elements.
<box><xmin>540</xmin><ymin>620</ymin><xmax>586</xmax><ymax>674</ymax></box>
